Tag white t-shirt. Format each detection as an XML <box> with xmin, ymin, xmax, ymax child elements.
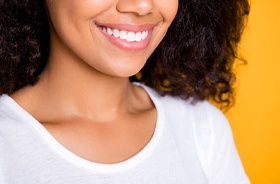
<box><xmin>0</xmin><ymin>84</ymin><xmax>250</xmax><ymax>184</ymax></box>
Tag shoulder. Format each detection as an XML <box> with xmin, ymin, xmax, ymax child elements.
<box><xmin>0</xmin><ymin>95</ymin><xmax>24</xmax><ymax>156</ymax></box>
<box><xmin>155</xmin><ymin>91</ymin><xmax>232</xmax><ymax>147</ymax></box>
<box><xmin>142</xmin><ymin>83</ymin><xmax>226</xmax><ymax>127</ymax></box>
<box><xmin>0</xmin><ymin>94</ymin><xmax>16</xmax><ymax>122</ymax></box>
<box><xmin>142</xmin><ymin>85</ymin><xmax>249</xmax><ymax>183</ymax></box>
<box><xmin>0</xmin><ymin>94</ymin><xmax>28</xmax><ymax>133</ymax></box>
<box><xmin>142</xmin><ymin>83</ymin><xmax>232</xmax><ymax>148</ymax></box>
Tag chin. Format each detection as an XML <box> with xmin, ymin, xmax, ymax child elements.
<box><xmin>108</xmin><ymin>67</ymin><xmax>143</xmax><ymax>78</ymax></box>
<box><xmin>101</xmin><ymin>58</ymin><xmax>147</xmax><ymax>78</ymax></box>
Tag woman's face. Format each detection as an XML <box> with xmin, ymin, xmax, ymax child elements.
<box><xmin>45</xmin><ymin>0</ymin><xmax>178</xmax><ymax>77</ymax></box>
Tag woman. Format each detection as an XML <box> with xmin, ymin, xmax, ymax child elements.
<box><xmin>0</xmin><ymin>0</ymin><xmax>250</xmax><ymax>183</ymax></box>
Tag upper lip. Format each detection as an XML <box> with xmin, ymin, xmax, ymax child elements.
<box><xmin>95</xmin><ymin>22</ymin><xmax>156</xmax><ymax>32</ymax></box>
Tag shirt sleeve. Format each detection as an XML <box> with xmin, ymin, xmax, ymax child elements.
<box><xmin>192</xmin><ymin>102</ymin><xmax>250</xmax><ymax>184</ymax></box>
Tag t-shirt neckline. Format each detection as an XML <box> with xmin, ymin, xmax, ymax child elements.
<box><xmin>1</xmin><ymin>83</ymin><xmax>165</xmax><ymax>174</ymax></box>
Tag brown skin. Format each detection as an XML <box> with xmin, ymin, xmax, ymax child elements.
<box><xmin>11</xmin><ymin>0</ymin><xmax>178</xmax><ymax>163</ymax></box>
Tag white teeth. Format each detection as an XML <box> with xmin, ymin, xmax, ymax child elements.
<box><xmin>135</xmin><ymin>32</ymin><xmax>142</xmax><ymax>42</ymax></box>
<box><xmin>113</xmin><ymin>29</ymin><xmax>120</xmax><ymax>37</ymax></box>
<box><xmin>101</xmin><ymin>26</ymin><xmax>149</xmax><ymax>42</ymax></box>
<box><xmin>107</xmin><ymin>28</ymin><xmax>113</xmax><ymax>35</ymax></box>
<box><xmin>127</xmin><ymin>32</ymin><xmax>135</xmax><ymax>42</ymax></box>
<box><xmin>120</xmin><ymin>30</ymin><xmax>127</xmax><ymax>40</ymax></box>
<box><xmin>141</xmin><ymin>31</ymin><xmax>146</xmax><ymax>40</ymax></box>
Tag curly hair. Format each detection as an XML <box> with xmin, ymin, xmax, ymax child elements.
<box><xmin>0</xmin><ymin>0</ymin><xmax>249</xmax><ymax>108</ymax></box>
<box><xmin>0</xmin><ymin>0</ymin><xmax>49</xmax><ymax>93</ymax></box>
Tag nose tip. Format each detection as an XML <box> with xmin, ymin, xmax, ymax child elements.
<box><xmin>116</xmin><ymin>0</ymin><xmax>153</xmax><ymax>16</ymax></box>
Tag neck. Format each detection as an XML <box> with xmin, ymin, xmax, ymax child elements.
<box><xmin>44</xmin><ymin>59</ymin><xmax>132</xmax><ymax>115</ymax></box>
<box><xmin>24</xmin><ymin>45</ymin><xmax>138</xmax><ymax>122</ymax></box>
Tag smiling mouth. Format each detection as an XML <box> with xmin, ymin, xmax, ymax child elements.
<box><xmin>97</xmin><ymin>26</ymin><xmax>150</xmax><ymax>42</ymax></box>
<box><xmin>95</xmin><ymin>22</ymin><xmax>156</xmax><ymax>51</ymax></box>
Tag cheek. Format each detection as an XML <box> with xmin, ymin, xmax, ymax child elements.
<box><xmin>157</xmin><ymin>0</ymin><xmax>179</xmax><ymax>22</ymax></box>
<box><xmin>46</xmin><ymin>1</ymin><xmax>107</xmax><ymax>26</ymax></box>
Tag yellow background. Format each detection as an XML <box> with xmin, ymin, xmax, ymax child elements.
<box><xmin>226</xmin><ymin>0</ymin><xmax>280</xmax><ymax>183</ymax></box>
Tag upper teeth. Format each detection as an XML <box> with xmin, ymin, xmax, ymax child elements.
<box><xmin>100</xmin><ymin>26</ymin><xmax>149</xmax><ymax>42</ymax></box>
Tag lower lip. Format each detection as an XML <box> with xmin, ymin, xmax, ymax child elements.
<box><xmin>98</xmin><ymin>27</ymin><xmax>154</xmax><ymax>52</ymax></box>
